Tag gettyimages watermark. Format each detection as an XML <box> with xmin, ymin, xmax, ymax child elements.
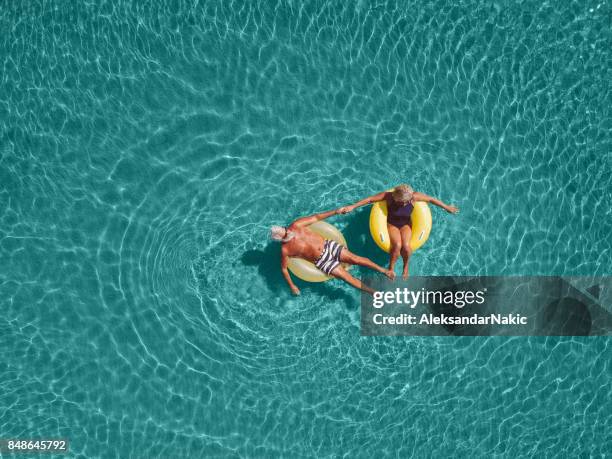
<box><xmin>360</xmin><ymin>276</ymin><xmax>612</xmax><ymax>336</ymax></box>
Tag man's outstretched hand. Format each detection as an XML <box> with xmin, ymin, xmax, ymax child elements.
<box><xmin>338</xmin><ymin>206</ymin><xmax>355</xmax><ymax>214</ymax></box>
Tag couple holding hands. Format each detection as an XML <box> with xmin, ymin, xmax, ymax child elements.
<box><xmin>270</xmin><ymin>184</ymin><xmax>458</xmax><ymax>295</ymax></box>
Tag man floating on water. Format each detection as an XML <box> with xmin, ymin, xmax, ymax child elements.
<box><xmin>270</xmin><ymin>208</ymin><xmax>395</xmax><ymax>295</ymax></box>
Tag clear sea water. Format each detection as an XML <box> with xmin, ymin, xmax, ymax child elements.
<box><xmin>1</xmin><ymin>0</ymin><xmax>611</xmax><ymax>457</ymax></box>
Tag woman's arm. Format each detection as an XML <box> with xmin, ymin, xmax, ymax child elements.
<box><xmin>338</xmin><ymin>191</ymin><xmax>387</xmax><ymax>214</ymax></box>
<box><xmin>413</xmin><ymin>192</ymin><xmax>459</xmax><ymax>214</ymax></box>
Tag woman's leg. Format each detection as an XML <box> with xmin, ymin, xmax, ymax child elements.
<box><xmin>387</xmin><ymin>223</ymin><xmax>402</xmax><ymax>272</ymax></box>
<box><xmin>399</xmin><ymin>224</ymin><xmax>413</xmax><ymax>279</ymax></box>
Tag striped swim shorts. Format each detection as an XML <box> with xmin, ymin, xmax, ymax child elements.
<box><xmin>314</xmin><ymin>240</ymin><xmax>344</xmax><ymax>275</ymax></box>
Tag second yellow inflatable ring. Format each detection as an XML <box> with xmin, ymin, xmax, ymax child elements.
<box><xmin>287</xmin><ymin>221</ymin><xmax>350</xmax><ymax>282</ymax></box>
<box><xmin>370</xmin><ymin>200</ymin><xmax>432</xmax><ymax>253</ymax></box>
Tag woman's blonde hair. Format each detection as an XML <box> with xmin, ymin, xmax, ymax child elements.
<box><xmin>392</xmin><ymin>184</ymin><xmax>414</xmax><ymax>203</ymax></box>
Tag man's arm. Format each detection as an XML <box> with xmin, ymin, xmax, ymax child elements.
<box><xmin>337</xmin><ymin>191</ymin><xmax>387</xmax><ymax>214</ymax></box>
<box><xmin>281</xmin><ymin>250</ymin><xmax>300</xmax><ymax>295</ymax></box>
<box><xmin>413</xmin><ymin>192</ymin><xmax>459</xmax><ymax>214</ymax></box>
<box><xmin>291</xmin><ymin>208</ymin><xmax>339</xmax><ymax>228</ymax></box>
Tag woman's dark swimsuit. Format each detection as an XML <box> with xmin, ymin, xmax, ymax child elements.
<box><xmin>387</xmin><ymin>196</ymin><xmax>414</xmax><ymax>228</ymax></box>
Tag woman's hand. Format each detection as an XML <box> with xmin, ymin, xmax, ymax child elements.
<box><xmin>446</xmin><ymin>205</ymin><xmax>459</xmax><ymax>214</ymax></box>
<box><xmin>336</xmin><ymin>192</ymin><xmax>386</xmax><ymax>215</ymax></box>
<box><xmin>338</xmin><ymin>205</ymin><xmax>355</xmax><ymax>214</ymax></box>
<box><xmin>290</xmin><ymin>285</ymin><xmax>301</xmax><ymax>295</ymax></box>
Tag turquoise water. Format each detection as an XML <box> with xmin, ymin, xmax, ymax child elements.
<box><xmin>1</xmin><ymin>0</ymin><xmax>611</xmax><ymax>457</ymax></box>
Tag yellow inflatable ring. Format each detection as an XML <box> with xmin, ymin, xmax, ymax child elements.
<box><xmin>287</xmin><ymin>221</ymin><xmax>349</xmax><ymax>282</ymax></box>
<box><xmin>369</xmin><ymin>200</ymin><xmax>432</xmax><ymax>253</ymax></box>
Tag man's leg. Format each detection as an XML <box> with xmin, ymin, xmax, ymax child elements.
<box><xmin>399</xmin><ymin>224</ymin><xmax>413</xmax><ymax>280</ymax></box>
<box><xmin>339</xmin><ymin>248</ymin><xmax>396</xmax><ymax>280</ymax></box>
<box><xmin>331</xmin><ymin>265</ymin><xmax>376</xmax><ymax>295</ymax></box>
<box><xmin>387</xmin><ymin>223</ymin><xmax>402</xmax><ymax>272</ymax></box>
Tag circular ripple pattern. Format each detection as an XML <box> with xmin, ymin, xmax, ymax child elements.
<box><xmin>1</xmin><ymin>0</ymin><xmax>611</xmax><ymax>457</ymax></box>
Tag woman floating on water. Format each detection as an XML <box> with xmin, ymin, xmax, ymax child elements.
<box><xmin>338</xmin><ymin>185</ymin><xmax>459</xmax><ymax>279</ymax></box>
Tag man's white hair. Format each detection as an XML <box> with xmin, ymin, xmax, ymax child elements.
<box><xmin>270</xmin><ymin>225</ymin><xmax>295</xmax><ymax>242</ymax></box>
